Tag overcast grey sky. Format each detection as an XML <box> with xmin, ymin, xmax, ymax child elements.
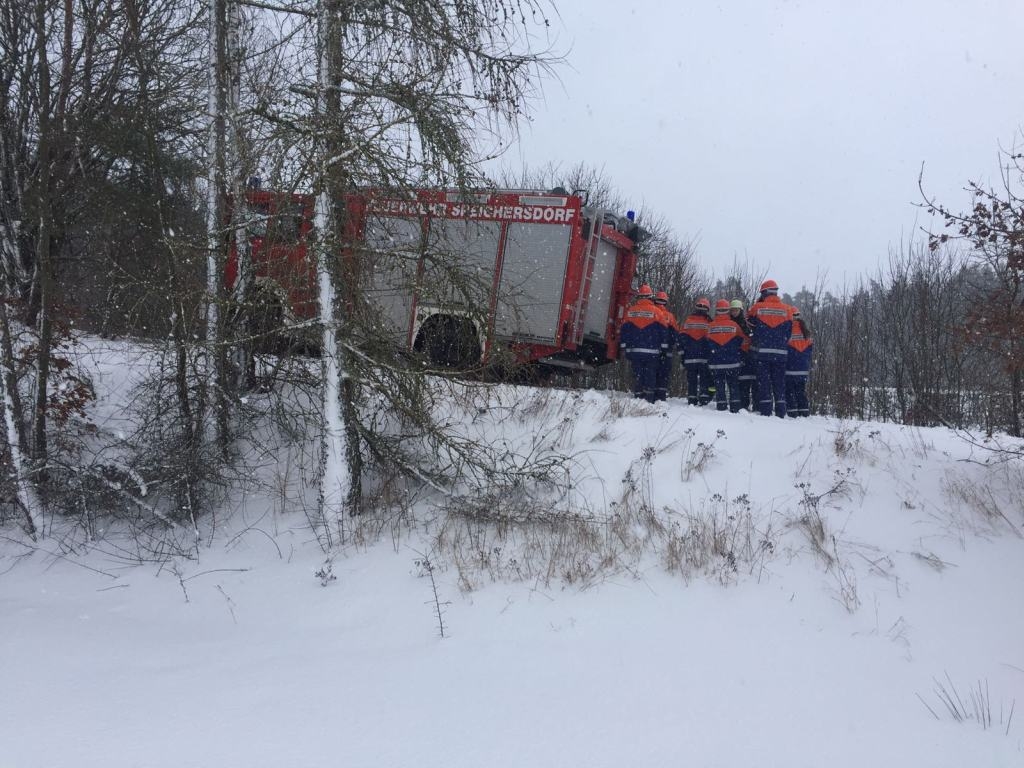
<box><xmin>500</xmin><ymin>0</ymin><xmax>1024</xmax><ymax>293</ymax></box>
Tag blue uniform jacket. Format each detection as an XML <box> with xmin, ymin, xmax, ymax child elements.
<box><xmin>747</xmin><ymin>296</ymin><xmax>794</xmax><ymax>360</ymax></box>
<box><xmin>707</xmin><ymin>316</ymin><xmax>744</xmax><ymax>369</ymax></box>
<box><xmin>678</xmin><ymin>313</ymin><xmax>710</xmax><ymax>364</ymax></box>
<box><xmin>787</xmin><ymin>321</ymin><xmax>813</xmax><ymax>375</ymax></box>
<box><xmin>619</xmin><ymin>299</ymin><xmax>668</xmax><ymax>357</ymax></box>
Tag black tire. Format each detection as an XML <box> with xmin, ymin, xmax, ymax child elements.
<box><xmin>415</xmin><ymin>315</ymin><xmax>481</xmax><ymax>369</ymax></box>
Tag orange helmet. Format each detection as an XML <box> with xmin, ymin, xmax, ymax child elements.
<box><xmin>695</xmin><ymin>297</ymin><xmax>711</xmax><ymax>312</ymax></box>
<box><xmin>637</xmin><ymin>284</ymin><xmax>654</xmax><ymax>299</ymax></box>
<box><xmin>759</xmin><ymin>279</ymin><xmax>779</xmax><ymax>294</ymax></box>
<box><xmin>715</xmin><ymin>299</ymin><xmax>730</xmax><ymax>314</ymax></box>
<box><xmin>654</xmin><ymin>290</ymin><xmax>669</xmax><ymax>304</ymax></box>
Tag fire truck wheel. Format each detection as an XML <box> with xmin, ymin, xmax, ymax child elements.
<box><xmin>415</xmin><ymin>315</ymin><xmax>480</xmax><ymax>370</ymax></box>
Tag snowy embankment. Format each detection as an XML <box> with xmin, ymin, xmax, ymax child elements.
<box><xmin>2</xmin><ymin>340</ymin><xmax>1023</xmax><ymax>767</ymax></box>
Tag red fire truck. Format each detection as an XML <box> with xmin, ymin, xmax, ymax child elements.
<box><xmin>226</xmin><ymin>187</ymin><xmax>640</xmax><ymax>370</ymax></box>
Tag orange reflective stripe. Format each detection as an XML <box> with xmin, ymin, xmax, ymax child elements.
<box><xmin>680</xmin><ymin>314</ymin><xmax>708</xmax><ymax>339</ymax></box>
<box><xmin>708</xmin><ymin>319</ymin><xmax>741</xmax><ymax>345</ymax></box>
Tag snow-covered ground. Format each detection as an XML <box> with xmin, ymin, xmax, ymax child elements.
<box><xmin>2</xmin><ymin>341</ymin><xmax>1023</xmax><ymax>767</ymax></box>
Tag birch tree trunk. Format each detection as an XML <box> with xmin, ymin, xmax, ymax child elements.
<box><xmin>314</xmin><ymin>0</ymin><xmax>360</xmax><ymax>538</ymax></box>
<box><xmin>226</xmin><ymin>0</ymin><xmax>254</xmax><ymax>392</ymax></box>
<box><xmin>207</xmin><ymin>0</ymin><xmax>230</xmax><ymax>450</ymax></box>
<box><xmin>29</xmin><ymin>0</ymin><xmax>57</xmax><ymax>473</ymax></box>
<box><xmin>0</xmin><ymin>253</ymin><xmax>41</xmax><ymax>537</ymax></box>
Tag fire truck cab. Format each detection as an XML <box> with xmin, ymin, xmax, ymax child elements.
<box><xmin>227</xmin><ymin>187</ymin><xmax>640</xmax><ymax>371</ymax></box>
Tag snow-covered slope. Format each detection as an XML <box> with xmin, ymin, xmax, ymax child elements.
<box><xmin>2</xmin><ymin>342</ymin><xmax>1023</xmax><ymax>767</ymax></box>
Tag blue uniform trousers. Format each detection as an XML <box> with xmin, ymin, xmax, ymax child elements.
<box><xmin>737</xmin><ymin>378</ymin><xmax>755</xmax><ymax>411</ymax></box>
<box><xmin>712</xmin><ymin>369</ymin><xmax>742</xmax><ymax>413</ymax></box>
<box><xmin>628</xmin><ymin>354</ymin><xmax>659</xmax><ymax>403</ymax></box>
<box><xmin>737</xmin><ymin>353</ymin><xmax>757</xmax><ymax>411</ymax></box>
<box><xmin>756</xmin><ymin>357</ymin><xmax>788</xmax><ymax>417</ymax></box>
<box><xmin>684</xmin><ymin>362</ymin><xmax>712</xmax><ymax>405</ymax></box>
<box><xmin>654</xmin><ymin>354</ymin><xmax>673</xmax><ymax>401</ymax></box>
<box><xmin>785</xmin><ymin>374</ymin><xmax>810</xmax><ymax>416</ymax></box>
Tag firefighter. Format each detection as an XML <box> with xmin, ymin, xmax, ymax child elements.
<box><xmin>678</xmin><ymin>297</ymin><xmax>713</xmax><ymax>405</ymax></box>
<box><xmin>747</xmin><ymin>279</ymin><xmax>795</xmax><ymax>417</ymax></box>
<box><xmin>786</xmin><ymin>309</ymin><xmax>814</xmax><ymax>417</ymax></box>
<box><xmin>730</xmin><ymin>299</ymin><xmax>757</xmax><ymax>411</ymax></box>
<box><xmin>708</xmin><ymin>299</ymin><xmax>745</xmax><ymax>412</ymax></box>
<box><xmin>619</xmin><ymin>284</ymin><xmax>668</xmax><ymax>403</ymax></box>
<box><xmin>652</xmin><ymin>290</ymin><xmax>679</xmax><ymax>401</ymax></box>
<box><xmin>728</xmin><ymin>299</ymin><xmax>751</xmax><ymax>335</ymax></box>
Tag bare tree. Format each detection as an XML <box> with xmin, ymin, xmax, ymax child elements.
<box><xmin>0</xmin><ymin>295</ymin><xmax>40</xmax><ymax>535</ymax></box>
<box><xmin>875</xmin><ymin>246</ymin><xmax>970</xmax><ymax>426</ymax></box>
<box><xmin>921</xmin><ymin>144</ymin><xmax>1024</xmax><ymax>436</ymax></box>
<box><xmin>311</xmin><ymin>0</ymin><xmax>358</xmax><ymax>528</ymax></box>
<box><xmin>0</xmin><ymin>0</ymin><xmax>581</xmax><ymax>540</ymax></box>
<box><xmin>226</xmin><ymin>0</ymin><xmax>560</xmax><ymax>535</ymax></box>
<box><xmin>1</xmin><ymin>0</ymin><xmax>214</xmax><ymax>534</ymax></box>
<box><xmin>206</xmin><ymin>0</ymin><xmax>232</xmax><ymax>449</ymax></box>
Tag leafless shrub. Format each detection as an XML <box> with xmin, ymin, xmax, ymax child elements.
<box><xmin>52</xmin><ymin>515</ymin><xmax>201</xmax><ymax>571</ymax></box>
<box><xmin>662</xmin><ymin>493</ymin><xmax>777</xmax><ymax>585</ymax></box>
<box><xmin>795</xmin><ymin>506</ymin><xmax>832</xmax><ymax>566</ymax></box>
<box><xmin>831</xmin><ymin>547</ymin><xmax>860</xmax><ymax>613</ymax></box>
<box><xmin>607</xmin><ymin>493</ymin><xmax>669</xmax><ymax>565</ymax></box>
<box><xmin>886</xmin><ymin>616</ymin><xmax>911</xmax><ymax>656</ymax></box>
<box><xmin>911</xmin><ymin>550</ymin><xmax>954</xmax><ymax>572</ymax></box>
<box><xmin>917</xmin><ymin>674</ymin><xmax>1017</xmax><ymax>736</ymax></box>
<box><xmin>432</xmin><ymin>466</ymin><xmax>784</xmax><ymax>593</ymax></box>
<box><xmin>314</xmin><ymin>559</ymin><xmax>337</xmax><ymax>586</ymax></box>
<box><xmin>510</xmin><ymin>387</ymin><xmax>565</xmax><ymax>423</ymax></box>
<box><xmin>434</xmin><ymin>460</ymin><xmax>637</xmax><ymax>590</ymax></box>
<box><xmin>680</xmin><ymin>428</ymin><xmax>726</xmax><ymax>481</ymax></box>
<box><xmin>830</xmin><ymin>422</ymin><xmax>883</xmax><ymax>463</ymax></box>
<box><xmin>413</xmin><ymin>553</ymin><xmax>450</xmax><ymax>638</ymax></box>
<box><xmin>787</xmin><ymin>471</ymin><xmax>861</xmax><ymax>611</ymax></box>
<box><xmin>906</xmin><ymin>426</ymin><xmax>935</xmax><ymax>460</ymax></box>
<box><xmin>942</xmin><ymin>473</ymin><xmax>1023</xmax><ymax>538</ymax></box>
<box><xmin>791</xmin><ymin>472</ymin><xmax>853</xmax><ymax>566</ymax></box>
<box><xmin>433</xmin><ymin>499</ymin><xmax>610</xmax><ymax>591</ymax></box>
<box><xmin>365</xmin><ymin>475</ymin><xmax>420</xmax><ymax>554</ymax></box>
<box><xmin>607</xmin><ymin>394</ymin><xmax>658</xmax><ymax>420</ymax></box>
